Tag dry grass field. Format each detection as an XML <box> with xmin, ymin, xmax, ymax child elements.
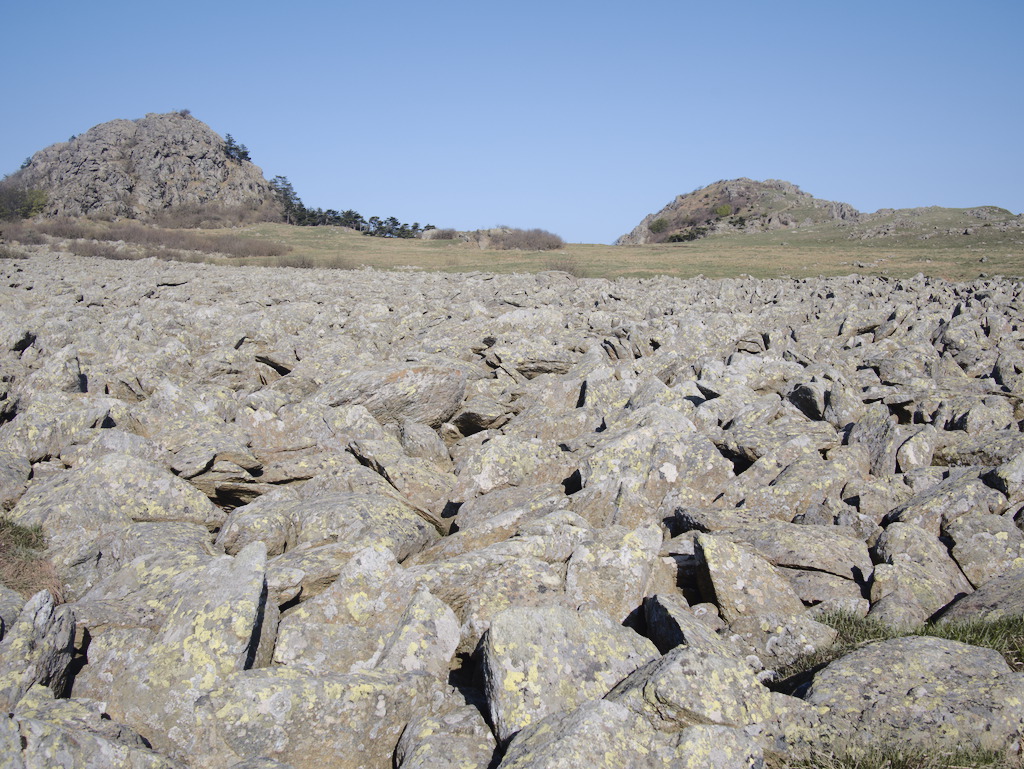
<box><xmin>5</xmin><ymin>208</ymin><xmax>1022</xmax><ymax>281</ymax></box>
<box><xmin>210</xmin><ymin>216</ymin><xmax>1024</xmax><ymax>281</ymax></box>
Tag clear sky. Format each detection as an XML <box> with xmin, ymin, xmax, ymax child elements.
<box><xmin>2</xmin><ymin>0</ymin><xmax>1021</xmax><ymax>244</ymax></box>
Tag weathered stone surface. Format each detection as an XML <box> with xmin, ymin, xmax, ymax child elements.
<box><xmin>0</xmin><ymin>449</ymin><xmax>30</xmax><ymax>511</ymax></box>
<box><xmin>804</xmin><ymin>636</ymin><xmax>1024</xmax><ymax>755</ymax></box>
<box><xmin>869</xmin><ymin>522</ymin><xmax>973</xmax><ymax>625</ymax></box>
<box><xmin>643</xmin><ymin>593</ymin><xmax>742</xmax><ymax>658</ymax></box>
<box><xmin>10</xmin><ymin>684</ymin><xmax>186</xmax><ymax>769</ymax></box>
<box><xmin>13</xmin><ymin>111</ymin><xmax>278</xmax><ymax>219</ymax></box>
<box><xmin>104</xmin><ymin>543</ymin><xmax>269</xmax><ymax>761</ymax></box>
<box><xmin>3</xmin><ymin>249</ymin><xmax>1024</xmax><ymax>768</ymax></box>
<box><xmin>564</xmin><ymin>523</ymin><xmax>661</xmax><ymax>622</ymax></box>
<box><xmin>498</xmin><ymin>699</ymin><xmax>764</xmax><ymax>769</ymax></box>
<box><xmin>0</xmin><ymin>592</ymin><xmax>75</xmax><ymax>711</ymax></box>
<box><xmin>8</xmin><ymin>453</ymin><xmax>223</xmax><ymax>578</ymax></box>
<box><xmin>450</xmin><ymin>435</ymin><xmax>569</xmax><ymax>502</ymax></box>
<box><xmin>481</xmin><ymin>605</ymin><xmax>658</xmax><ymax>744</ymax></box>
<box><xmin>395</xmin><ymin>702</ymin><xmax>497</xmax><ymax>769</ymax></box>
<box><xmin>882</xmin><ymin>469</ymin><xmax>1006</xmax><ymax>536</ymax></box>
<box><xmin>936</xmin><ymin>564</ymin><xmax>1024</xmax><ymax>624</ymax></box>
<box><xmin>273</xmin><ymin>546</ymin><xmax>458</xmax><ymax>678</ymax></box>
<box><xmin>317</xmin><ymin>364</ymin><xmax>467</xmax><ymax>428</ymax></box>
<box><xmin>945</xmin><ymin>513</ymin><xmax>1024</xmax><ymax>588</ymax></box>
<box><xmin>695</xmin><ymin>533</ymin><xmax>806</xmax><ymax>622</ymax></box>
<box><xmin>726</xmin><ymin>612</ymin><xmax>838</xmax><ymax>670</ymax></box>
<box><xmin>607</xmin><ymin>644</ymin><xmax>777</xmax><ymax>729</ymax></box>
<box><xmin>0</xmin><ymin>585</ymin><xmax>24</xmax><ymax>640</ymax></box>
<box><xmin>192</xmin><ymin>667</ymin><xmax>446</xmax><ymax>769</ymax></box>
<box><xmin>720</xmin><ymin>520</ymin><xmax>872</xmax><ymax>584</ymax></box>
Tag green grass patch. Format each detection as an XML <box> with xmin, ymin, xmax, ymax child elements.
<box><xmin>773</xmin><ymin>611</ymin><xmax>1024</xmax><ymax>694</ymax></box>
<box><xmin>773</xmin><ymin>745</ymin><xmax>1018</xmax><ymax>769</ymax></box>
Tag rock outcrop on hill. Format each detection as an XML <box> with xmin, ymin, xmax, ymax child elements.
<box><xmin>1</xmin><ymin>250</ymin><xmax>1024</xmax><ymax>767</ymax></box>
<box><xmin>616</xmin><ymin>178</ymin><xmax>861</xmax><ymax>245</ymax></box>
<box><xmin>9</xmin><ymin>112</ymin><xmax>279</xmax><ymax>221</ymax></box>
<box><xmin>616</xmin><ymin>178</ymin><xmax>1024</xmax><ymax>247</ymax></box>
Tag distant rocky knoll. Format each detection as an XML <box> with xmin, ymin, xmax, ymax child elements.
<box><xmin>617</xmin><ymin>178</ymin><xmax>1022</xmax><ymax>246</ymax></box>
<box><xmin>8</xmin><ymin>112</ymin><xmax>279</xmax><ymax>221</ymax></box>
<box><xmin>1</xmin><ymin>250</ymin><xmax>1024</xmax><ymax>767</ymax></box>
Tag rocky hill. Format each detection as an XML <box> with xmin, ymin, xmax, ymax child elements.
<box><xmin>616</xmin><ymin>179</ymin><xmax>860</xmax><ymax>245</ymax></box>
<box><xmin>1</xmin><ymin>249</ymin><xmax>1024</xmax><ymax>767</ymax></box>
<box><xmin>9</xmin><ymin>112</ymin><xmax>280</xmax><ymax>222</ymax></box>
<box><xmin>616</xmin><ymin>178</ymin><xmax>1023</xmax><ymax>246</ymax></box>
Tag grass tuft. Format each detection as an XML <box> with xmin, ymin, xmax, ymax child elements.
<box><xmin>0</xmin><ymin>517</ymin><xmax>63</xmax><ymax>602</ymax></box>
<box><xmin>772</xmin><ymin>746</ymin><xmax>1018</xmax><ymax>769</ymax></box>
<box><xmin>773</xmin><ymin>611</ymin><xmax>1024</xmax><ymax>693</ymax></box>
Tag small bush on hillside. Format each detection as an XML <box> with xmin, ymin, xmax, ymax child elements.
<box><xmin>26</xmin><ymin>218</ymin><xmax>290</xmax><ymax>259</ymax></box>
<box><xmin>542</xmin><ymin>253</ymin><xmax>587</xmax><ymax>277</ymax></box>
<box><xmin>152</xmin><ymin>202</ymin><xmax>281</xmax><ymax>229</ymax></box>
<box><xmin>715</xmin><ymin>203</ymin><xmax>734</xmax><ymax>217</ymax></box>
<box><xmin>428</xmin><ymin>228</ymin><xmax>458</xmax><ymax>240</ymax></box>
<box><xmin>489</xmin><ymin>228</ymin><xmax>564</xmax><ymax>251</ymax></box>
<box><xmin>0</xmin><ymin>178</ymin><xmax>47</xmax><ymax>221</ymax></box>
<box><xmin>649</xmin><ymin>217</ymin><xmax>669</xmax><ymax>234</ymax></box>
<box><xmin>1</xmin><ymin>222</ymin><xmax>46</xmax><ymax>245</ymax></box>
<box><xmin>67</xmin><ymin>240</ymin><xmax>125</xmax><ymax>259</ymax></box>
<box><xmin>667</xmin><ymin>227</ymin><xmax>708</xmax><ymax>242</ymax></box>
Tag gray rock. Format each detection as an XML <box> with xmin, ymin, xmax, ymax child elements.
<box><xmin>937</xmin><ymin>564</ymin><xmax>1024</xmax><ymax>624</ymax></box>
<box><xmin>317</xmin><ymin>364</ymin><xmax>467</xmax><ymax>428</ymax></box>
<box><xmin>104</xmin><ymin>543</ymin><xmax>270</xmax><ymax>761</ymax></box>
<box><xmin>695</xmin><ymin>533</ymin><xmax>806</xmax><ymax>622</ymax></box>
<box><xmin>804</xmin><ymin>635</ymin><xmax>1024</xmax><ymax>756</ymax></box>
<box><xmin>395</xmin><ymin>702</ymin><xmax>497</xmax><ymax>769</ymax></box>
<box><xmin>0</xmin><ymin>591</ymin><xmax>75</xmax><ymax>711</ymax></box>
<box><xmin>481</xmin><ymin>605</ymin><xmax>658</xmax><ymax>744</ymax></box>
<box><xmin>945</xmin><ymin>513</ymin><xmax>1024</xmax><ymax>588</ymax></box>
<box><xmin>192</xmin><ymin>668</ymin><xmax>446</xmax><ymax>769</ymax></box>
<box><xmin>13</xmin><ymin>111</ymin><xmax>278</xmax><ymax>219</ymax></box>
<box><xmin>273</xmin><ymin>546</ymin><xmax>458</xmax><ymax>679</ymax></box>
<box><xmin>869</xmin><ymin>522</ymin><xmax>974</xmax><ymax>624</ymax></box>
<box><xmin>607</xmin><ymin>644</ymin><xmax>777</xmax><ymax>729</ymax></box>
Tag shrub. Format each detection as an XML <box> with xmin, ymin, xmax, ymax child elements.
<box><xmin>489</xmin><ymin>227</ymin><xmax>564</xmax><ymax>251</ymax></box>
<box><xmin>715</xmin><ymin>203</ymin><xmax>733</xmax><ymax>217</ymax></box>
<box><xmin>1</xmin><ymin>222</ymin><xmax>46</xmax><ymax>245</ymax></box>
<box><xmin>427</xmin><ymin>228</ymin><xmax>458</xmax><ymax>240</ymax></box>
<box><xmin>542</xmin><ymin>253</ymin><xmax>587</xmax><ymax>277</ymax></box>
<box><xmin>648</xmin><ymin>217</ymin><xmax>669</xmax><ymax>234</ymax></box>
<box><xmin>151</xmin><ymin>202</ymin><xmax>281</xmax><ymax>229</ymax></box>
<box><xmin>0</xmin><ymin>178</ymin><xmax>47</xmax><ymax>220</ymax></box>
<box><xmin>667</xmin><ymin>227</ymin><xmax>708</xmax><ymax>242</ymax></box>
<box><xmin>30</xmin><ymin>218</ymin><xmax>290</xmax><ymax>259</ymax></box>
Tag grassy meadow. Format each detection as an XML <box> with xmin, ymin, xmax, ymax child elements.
<box><xmin>208</xmin><ymin>215</ymin><xmax>1024</xmax><ymax>282</ymax></box>
<box><xmin>5</xmin><ymin>208</ymin><xmax>1023</xmax><ymax>281</ymax></box>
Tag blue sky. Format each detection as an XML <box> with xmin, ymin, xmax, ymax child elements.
<box><xmin>2</xmin><ymin>0</ymin><xmax>1021</xmax><ymax>243</ymax></box>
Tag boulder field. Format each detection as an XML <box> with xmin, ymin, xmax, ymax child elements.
<box><xmin>1</xmin><ymin>251</ymin><xmax>1023</xmax><ymax>767</ymax></box>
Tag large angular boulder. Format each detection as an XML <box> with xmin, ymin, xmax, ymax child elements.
<box><xmin>481</xmin><ymin>605</ymin><xmax>658</xmax><ymax>744</ymax></box>
<box><xmin>316</xmin><ymin>364</ymin><xmax>467</xmax><ymax>428</ymax></box>
<box><xmin>0</xmin><ymin>591</ymin><xmax>75</xmax><ymax>711</ymax></box>
<box><xmin>803</xmin><ymin>635</ymin><xmax>1024</xmax><ymax>756</ymax></box>
<box><xmin>273</xmin><ymin>546</ymin><xmax>458</xmax><ymax>679</ymax></box>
